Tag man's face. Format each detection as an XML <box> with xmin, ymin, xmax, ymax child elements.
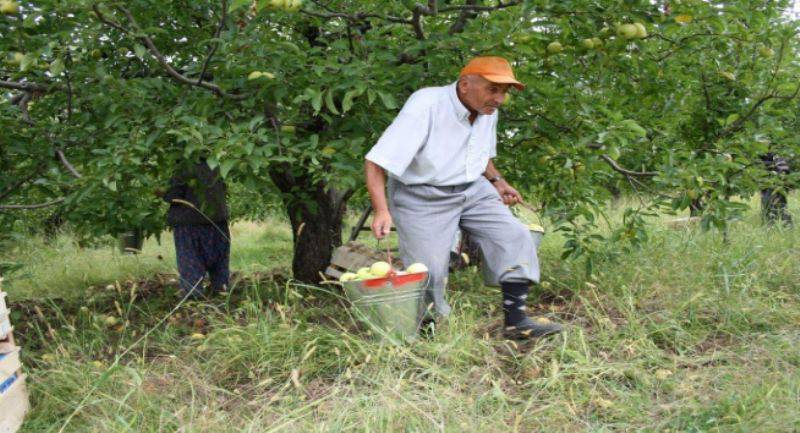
<box><xmin>459</xmin><ymin>75</ymin><xmax>510</xmax><ymax>115</ymax></box>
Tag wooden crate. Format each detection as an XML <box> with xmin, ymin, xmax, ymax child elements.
<box><xmin>0</xmin><ymin>348</ymin><xmax>20</xmax><ymax>379</ymax></box>
<box><xmin>325</xmin><ymin>242</ymin><xmax>403</xmax><ymax>280</ymax></box>
<box><xmin>0</xmin><ymin>310</ymin><xmax>10</xmax><ymax>341</ymax></box>
<box><xmin>0</xmin><ymin>289</ymin><xmax>29</xmax><ymax>433</ymax></box>
<box><xmin>0</xmin><ymin>374</ymin><xmax>29</xmax><ymax>433</ymax></box>
<box><xmin>0</xmin><ymin>330</ymin><xmax>15</xmax><ymax>356</ymax></box>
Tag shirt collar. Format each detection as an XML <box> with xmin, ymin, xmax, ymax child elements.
<box><xmin>448</xmin><ymin>81</ymin><xmax>471</xmax><ymax>122</ymax></box>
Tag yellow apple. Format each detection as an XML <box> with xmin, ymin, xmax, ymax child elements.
<box><xmin>528</xmin><ymin>224</ymin><xmax>545</xmax><ymax>233</ymax></box>
<box><xmin>591</xmin><ymin>37</ymin><xmax>603</xmax><ymax>48</ymax></box>
<box><xmin>617</xmin><ymin>23</ymin><xmax>638</xmax><ymax>40</ymax></box>
<box><xmin>405</xmin><ymin>262</ymin><xmax>428</xmax><ymax>274</ymax></box>
<box><xmin>546</xmin><ymin>41</ymin><xmax>563</xmax><ymax>54</ymax></box>
<box><xmin>286</xmin><ymin>0</ymin><xmax>303</xmax><ymax>11</ymax></box>
<box><xmin>580</xmin><ymin>38</ymin><xmax>595</xmax><ymax>49</ymax></box>
<box><xmin>759</xmin><ymin>46</ymin><xmax>774</xmax><ymax>58</ymax></box>
<box><xmin>0</xmin><ymin>1</ymin><xmax>20</xmax><ymax>14</ymax></box>
<box><xmin>339</xmin><ymin>272</ymin><xmax>357</xmax><ymax>282</ymax></box>
<box><xmin>355</xmin><ymin>267</ymin><xmax>373</xmax><ymax>280</ymax></box>
<box><xmin>634</xmin><ymin>23</ymin><xmax>647</xmax><ymax>38</ymax></box>
<box><xmin>248</xmin><ymin>71</ymin><xmax>263</xmax><ymax>80</ymax></box>
<box><xmin>9</xmin><ymin>52</ymin><xmax>24</xmax><ymax>65</ymax></box>
<box><xmin>674</xmin><ymin>14</ymin><xmax>693</xmax><ymax>24</ymax></box>
<box><xmin>370</xmin><ymin>261</ymin><xmax>392</xmax><ymax>277</ymax></box>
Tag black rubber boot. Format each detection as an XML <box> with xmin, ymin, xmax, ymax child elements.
<box><xmin>501</xmin><ymin>282</ymin><xmax>563</xmax><ymax>340</ymax></box>
<box><xmin>503</xmin><ymin>316</ymin><xmax>563</xmax><ymax>340</ymax></box>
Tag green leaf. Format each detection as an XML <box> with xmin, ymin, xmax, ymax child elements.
<box><xmin>311</xmin><ymin>89</ymin><xmax>323</xmax><ymax>113</ymax></box>
<box><xmin>220</xmin><ymin>160</ymin><xmax>236</xmax><ymax>178</ymax></box>
<box><xmin>20</xmin><ymin>54</ymin><xmax>34</xmax><ymax>72</ymax></box>
<box><xmin>378</xmin><ymin>91</ymin><xmax>397</xmax><ymax>110</ymax></box>
<box><xmin>342</xmin><ymin>90</ymin><xmax>357</xmax><ymax>113</ymax></box>
<box><xmin>230</xmin><ymin>0</ymin><xmax>252</xmax><ymax>12</ymax></box>
<box><xmin>49</xmin><ymin>58</ymin><xmax>65</xmax><ymax>76</ymax></box>
<box><xmin>619</xmin><ymin>119</ymin><xmax>647</xmax><ymax>137</ymax></box>
<box><xmin>134</xmin><ymin>44</ymin><xmax>147</xmax><ymax>60</ymax></box>
<box><xmin>325</xmin><ymin>90</ymin><xmax>340</xmax><ymax>115</ymax></box>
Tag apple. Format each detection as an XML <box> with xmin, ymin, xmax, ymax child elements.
<box><xmin>281</xmin><ymin>125</ymin><xmax>296</xmax><ymax>133</ymax></box>
<box><xmin>405</xmin><ymin>262</ymin><xmax>428</xmax><ymax>274</ymax></box>
<box><xmin>546</xmin><ymin>41</ymin><xmax>563</xmax><ymax>54</ymax></box>
<box><xmin>190</xmin><ymin>332</ymin><xmax>205</xmax><ymax>340</ymax></box>
<box><xmin>370</xmin><ymin>261</ymin><xmax>392</xmax><ymax>277</ymax></box>
<box><xmin>356</xmin><ymin>267</ymin><xmax>373</xmax><ymax>280</ymax></box>
<box><xmin>634</xmin><ymin>23</ymin><xmax>647</xmax><ymax>38</ymax></box>
<box><xmin>528</xmin><ymin>224</ymin><xmax>545</xmax><ymax>233</ymax></box>
<box><xmin>339</xmin><ymin>272</ymin><xmax>357</xmax><ymax>282</ymax></box>
<box><xmin>9</xmin><ymin>52</ymin><xmax>24</xmax><ymax>65</ymax></box>
<box><xmin>591</xmin><ymin>37</ymin><xmax>603</xmax><ymax>48</ymax></box>
<box><xmin>580</xmin><ymin>38</ymin><xmax>595</xmax><ymax>49</ymax></box>
<box><xmin>248</xmin><ymin>71</ymin><xmax>263</xmax><ymax>80</ymax></box>
<box><xmin>759</xmin><ymin>46</ymin><xmax>774</xmax><ymax>58</ymax></box>
<box><xmin>617</xmin><ymin>23</ymin><xmax>638</xmax><ymax>40</ymax></box>
<box><xmin>103</xmin><ymin>315</ymin><xmax>119</xmax><ymax>326</ymax></box>
<box><xmin>720</xmin><ymin>71</ymin><xmax>735</xmax><ymax>81</ymax></box>
<box><xmin>0</xmin><ymin>1</ymin><xmax>19</xmax><ymax>14</ymax></box>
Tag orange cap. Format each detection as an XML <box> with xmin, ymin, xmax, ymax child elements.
<box><xmin>460</xmin><ymin>56</ymin><xmax>524</xmax><ymax>90</ymax></box>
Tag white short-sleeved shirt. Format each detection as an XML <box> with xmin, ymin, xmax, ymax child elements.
<box><xmin>365</xmin><ymin>82</ymin><xmax>498</xmax><ymax>186</ymax></box>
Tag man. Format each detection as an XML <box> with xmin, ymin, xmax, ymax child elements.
<box><xmin>760</xmin><ymin>152</ymin><xmax>793</xmax><ymax>226</ymax></box>
<box><xmin>364</xmin><ymin>56</ymin><xmax>562</xmax><ymax>339</ymax></box>
<box><xmin>162</xmin><ymin>159</ymin><xmax>231</xmax><ymax>298</ymax></box>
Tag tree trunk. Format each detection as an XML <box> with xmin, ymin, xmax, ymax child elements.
<box><xmin>689</xmin><ymin>197</ymin><xmax>704</xmax><ymax>217</ymax></box>
<box><xmin>269</xmin><ymin>166</ymin><xmax>351</xmax><ymax>283</ymax></box>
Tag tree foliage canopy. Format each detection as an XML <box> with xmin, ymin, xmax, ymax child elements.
<box><xmin>2</xmin><ymin>0</ymin><xmax>798</xmax><ymax>279</ymax></box>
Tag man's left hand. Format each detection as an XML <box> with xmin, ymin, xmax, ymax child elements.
<box><xmin>493</xmin><ymin>179</ymin><xmax>523</xmax><ymax>206</ymax></box>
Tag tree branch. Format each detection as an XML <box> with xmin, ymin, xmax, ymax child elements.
<box><xmin>438</xmin><ymin>0</ymin><xmax>522</xmax><ymax>13</ymax></box>
<box><xmin>0</xmin><ymin>198</ymin><xmax>65</xmax><ymax>210</ymax></box>
<box><xmin>16</xmin><ymin>91</ymin><xmax>34</xmax><ymax>125</ymax></box>
<box><xmin>0</xmin><ymin>79</ymin><xmax>49</xmax><ymax>92</ymax></box>
<box><xmin>600</xmin><ymin>154</ymin><xmax>658</xmax><ymax>177</ymax></box>
<box><xmin>197</xmin><ymin>0</ymin><xmax>227</xmax><ymax>85</ymax></box>
<box><xmin>56</xmin><ymin>149</ymin><xmax>83</xmax><ymax>179</ymax></box>
<box><xmin>449</xmin><ymin>0</ymin><xmax>479</xmax><ymax>34</ymax></box>
<box><xmin>94</xmin><ymin>4</ymin><xmax>245</xmax><ymax>100</ymax></box>
<box><xmin>717</xmin><ymin>84</ymin><xmax>800</xmax><ymax>139</ymax></box>
<box><xmin>411</xmin><ymin>8</ymin><xmax>425</xmax><ymax>40</ymax></box>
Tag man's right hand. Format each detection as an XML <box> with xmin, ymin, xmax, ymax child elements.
<box><xmin>371</xmin><ymin>209</ymin><xmax>393</xmax><ymax>239</ymax></box>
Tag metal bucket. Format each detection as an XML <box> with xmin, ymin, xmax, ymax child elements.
<box><xmin>342</xmin><ymin>272</ymin><xmax>428</xmax><ymax>342</ymax></box>
<box><xmin>530</xmin><ymin>227</ymin><xmax>544</xmax><ymax>250</ymax></box>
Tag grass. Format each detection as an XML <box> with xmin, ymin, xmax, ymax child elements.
<box><xmin>2</xmin><ymin>194</ymin><xmax>799</xmax><ymax>432</ymax></box>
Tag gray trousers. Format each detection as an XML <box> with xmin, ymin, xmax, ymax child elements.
<box><xmin>388</xmin><ymin>177</ymin><xmax>540</xmax><ymax>317</ymax></box>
